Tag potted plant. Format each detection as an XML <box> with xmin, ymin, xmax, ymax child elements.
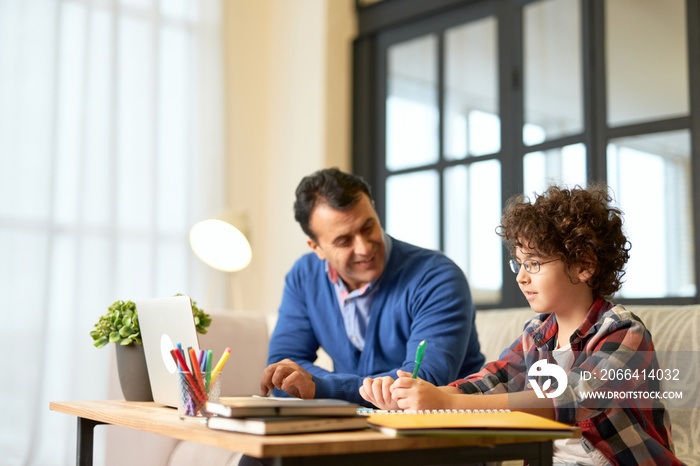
<box><xmin>91</xmin><ymin>295</ymin><xmax>211</xmax><ymax>401</ymax></box>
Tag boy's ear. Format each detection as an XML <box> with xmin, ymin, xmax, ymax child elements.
<box><xmin>577</xmin><ymin>264</ymin><xmax>594</xmax><ymax>282</ymax></box>
<box><xmin>576</xmin><ymin>253</ymin><xmax>597</xmax><ymax>283</ymax></box>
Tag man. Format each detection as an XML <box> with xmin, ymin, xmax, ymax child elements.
<box><xmin>260</xmin><ymin>168</ymin><xmax>484</xmax><ymax>405</ymax></box>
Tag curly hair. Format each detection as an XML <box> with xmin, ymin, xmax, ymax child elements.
<box><xmin>497</xmin><ymin>185</ymin><xmax>631</xmax><ymax>298</ymax></box>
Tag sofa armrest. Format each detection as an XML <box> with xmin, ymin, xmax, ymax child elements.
<box><xmin>475</xmin><ymin>308</ymin><xmax>531</xmax><ymax>363</ymax></box>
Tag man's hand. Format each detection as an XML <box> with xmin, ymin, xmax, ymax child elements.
<box><xmin>359</xmin><ymin>375</ymin><xmax>399</xmax><ymax>410</ymax></box>
<box><xmin>260</xmin><ymin>359</ymin><xmax>316</xmax><ymax>399</ymax></box>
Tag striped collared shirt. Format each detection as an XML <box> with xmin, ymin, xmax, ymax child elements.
<box><xmin>326</xmin><ymin>233</ymin><xmax>392</xmax><ymax>351</ymax></box>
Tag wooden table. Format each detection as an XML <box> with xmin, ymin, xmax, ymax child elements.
<box><xmin>50</xmin><ymin>400</ymin><xmax>575</xmax><ymax>466</ymax></box>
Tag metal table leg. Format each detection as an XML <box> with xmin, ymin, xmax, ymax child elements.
<box><xmin>76</xmin><ymin>417</ymin><xmax>105</xmax><ymax>466</ymax></box>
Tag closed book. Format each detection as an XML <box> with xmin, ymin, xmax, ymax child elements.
<box><xmin>207</xmin><ymin>415</ymin><xmax>368</xmax><ymax>435</ymax></box>
<box><xmin>207</xmin><ymin>396</ymin><xmax>360</xmax><ymax>418</ymax></box>
<box><xmin>367</xmin><ymin>411</ymin><xmax>577</xmax><ymax>438</ymax></box>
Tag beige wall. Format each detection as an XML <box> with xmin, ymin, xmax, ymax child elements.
<box><xmin>222</xmin><ymin>0</ymin><xmax>357</xmax><ymax>314</ymax></box>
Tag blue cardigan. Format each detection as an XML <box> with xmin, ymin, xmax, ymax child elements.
<box><xmin>268</xmin><ymin>237</ymin><xmax>485</xmax><ymax>405</ymax></box>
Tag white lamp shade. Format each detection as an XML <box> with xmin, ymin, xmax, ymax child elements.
<box><xmin>189</xmin><ymin>219</ymin><xmax>252</xmax><ymax>272</ymax></box>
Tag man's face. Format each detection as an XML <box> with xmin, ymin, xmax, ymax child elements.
<box><xmin>306</xmin><ymin>193</ymin><xmax>386</xmax><ymax>292</ymax></box>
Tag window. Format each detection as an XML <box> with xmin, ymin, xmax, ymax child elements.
<box><xmin>380</xmin><ymin>9</ymin><xmax>504</xmax><ymax>304</ymax></box>
<box><xmin>354</xmin><ymin>0</ymin><xmax>699</xmax><ymax>306</ymax></box>
<box><xmin>0</xmin><ymin>0</ymin><xmax>224</xmax><ymax>463</ymax></box>
<box><xmin>607</xmin><ymin>131</ymin><xmax>694</xmax><ymax>299</ymax></box>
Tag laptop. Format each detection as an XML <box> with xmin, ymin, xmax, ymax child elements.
<box><xmin>136</xmin><ymin>295</ymin><xmax>200</xmax><ymax>407</ymax></box>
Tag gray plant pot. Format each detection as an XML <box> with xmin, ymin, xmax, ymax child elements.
<box><xmin>115</xmin><ymin>343</ymin><xmax>154</xmax><ymax>401</ymax></box>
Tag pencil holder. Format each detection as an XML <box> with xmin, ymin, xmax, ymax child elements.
<box><xmin>177</xmin><ymin>370</ymin><xmax>221</xmax><ymax>420</ymax></box>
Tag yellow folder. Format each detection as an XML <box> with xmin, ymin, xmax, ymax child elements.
<box><xmin>368</xmin><ymin>411</ymin><xmax>577</xmax><ymax>438</ymax></box>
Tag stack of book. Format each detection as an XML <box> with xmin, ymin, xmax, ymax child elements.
<box><xmin>205</xmin><ymin>396</ymin><xmax>367</xmax><ymax>435</ymax></box>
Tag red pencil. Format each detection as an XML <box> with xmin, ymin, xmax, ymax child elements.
<box><xmin>188</xmin><ymin>347</ymin><xmax>207</xmax><ymax>397</ymax></box>
<box><xmin>170</xmin><ymin>349</ymin><xmax>206</xmax><ymax>404</ymax></box>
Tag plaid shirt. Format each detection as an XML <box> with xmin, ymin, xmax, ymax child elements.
<box><xmin>451</xmin><ymin>297</ymin><xmax>681</xmax><ymax>466</ymax></box>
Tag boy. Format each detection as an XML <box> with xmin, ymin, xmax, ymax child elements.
<box><xmin>360</xmin><ymin>186</ymin><xmax>680</xmax><ymax>465</ymax></box>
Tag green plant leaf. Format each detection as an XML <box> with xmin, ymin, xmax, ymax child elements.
<box><xmin>91</xmin><ymin>296</ymin><xmax>210</xmax><ymax>348</ymax></box>
<box><xmin>93</xmin><ymin>337</ymin><xmax>108</xmax><ymax>348</ymax></box>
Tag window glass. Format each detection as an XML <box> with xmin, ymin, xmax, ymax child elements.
<box><xmin>54</xmin><ymin>4</ymin><xmax>86</xmax><ymax>226</ymax></box>
<box><xmin>116</xmin><ymin>238</ymin><xmax>153</xmax><ymax>297</ymax></box>
<box><xmin>158</xmin><ymin>26</ymin><xmax>191</xmax><ymax>233</ymax></box>
<box><xmin>444</xmin><ymin>161</ymin><xmax>502</xmax><ymax>304</ymax></box>
<box><xmin>118</xmin><ymin>16</ymin><xmax>153</xmax><ymax>229</ymax></box>
<box><xmin>607</xmin><ymin>131</ymin><xmax>695</xmax><ymax>298</ymax></box>
<box><xmin>0</xmin><ymin>1</ymin><xmax>55</xmax><ymax>221</ymax></box>
<box><xmin>161</xmin><ymin>0</ymin><xmax>198</xmax><ymax>21</ymax></box>
<box><xmin>523</xmin><ymin>143</ymin><xmax>587</xmax><ymax>197</ymax></box>
<box><xmin>386</xmin><ymin>35</ymin><xmax>438</xmax><ymax>171</ymax></box>
<box><xmin>524</xmin><ymin>0</ymin><xmax>583</xmax><ymax>142</ymax></box>
<box><xmin>444</xmin><ymin>17</ymin><xmax>499</xmax><ymax>159</ymax></box>
<box><xmin>79</xmin><ymin>236</ymin><xmax>112</xmax><ymax>307</ymax></box>
<box><xmin>523</xmin><ymin>122</ymin><xmax>546</xmax><ymax>146</ymax></box>
<box><xmin>606</xmin><ymin>0</ymin><xmax>688</xmax><ymax>126</ymax></box>
<box><xmin>120</xmin><ymin>0</ymin><xmax>150</xmax><ymax>9</ymax></box>
<box><xmin>157</xmin><ymin>240</ymin><xmax>189</xmax><ymax>296</ymax></box>
<box><xmin>385</xmin><ymin>170</ymin><xmax>440</xmax><ymax>250</ymax></box>
<box><xmin>0</xmin><ymin>0</ymin><xmax>223</xmax><ymax>462</ymax></box>
<box><xmin>83</xmin><ymin>9</ymin><xmax>113</xmax><ymax>228</ymax></box>
<box><xmin>468</xmin><ymin>110</ymin><xmax>500</xmax><ymax>157</ymax></box>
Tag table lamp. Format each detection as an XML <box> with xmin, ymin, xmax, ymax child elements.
<box><xmin>189</xmin><ymin>212</ymin><xmax>252</xmax><ymax>308</ymax></box>
<box><xmin>189</xmin><ymin>214</ymin><xmax>252</xmax><ymax>273</ymax></box>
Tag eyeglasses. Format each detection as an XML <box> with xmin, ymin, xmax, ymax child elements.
<box><xmin>509</xmin><ymin>258</ymin><xmax>560</xmax><ymax>274</ymax></box>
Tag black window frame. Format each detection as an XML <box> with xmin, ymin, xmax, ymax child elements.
<box><xmin>352</xmin><ymin>0</ymin><xmax>700</xmax><ymax>307</ymax></box>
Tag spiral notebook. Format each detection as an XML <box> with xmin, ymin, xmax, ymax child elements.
<box><xmin>366</xmin><ymin>411</ymin><xmax>577</xmax><ymax>438</ymax></box>
<box><xmin>357</xmin><ymin>408</ymin><xmax>510</xmax><ymax>415</ymax></box>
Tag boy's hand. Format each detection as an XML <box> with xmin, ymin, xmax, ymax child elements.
<box><xmin>360</xmin><ymin>375</ymin><xmax>400</xmax><ymax>410</ymax></box>
<box><xmin>390</xmin><ymin>370</ymin><xmax>456</xmax><ymax>411</ymax></box>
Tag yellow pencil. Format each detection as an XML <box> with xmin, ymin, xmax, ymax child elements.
<box><xmin>209</xmin><ymin>347</ymin><xmax>231</xmax><ymax>388</ymax></box>
<box><xmin>213</xmin><ymin>347</ymin><xmax>231</xmax><ymax>373</ymax></box>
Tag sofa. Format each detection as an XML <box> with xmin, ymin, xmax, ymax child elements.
<box><xmin>104</xmin><ymin>305</ymin><xmax>700</xmax><ymax>465</ymax></box>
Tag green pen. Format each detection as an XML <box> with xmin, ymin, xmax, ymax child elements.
<box><xmin>411</xmin><ymin>340</ymin><xmax>427</xmax><ymax>379</ymax></box>
<box><xmin>205</xmin><ymin>349</ymin><xmax>213</xmax><ymax>390</ymax></box>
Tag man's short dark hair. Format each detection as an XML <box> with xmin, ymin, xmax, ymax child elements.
<box><xmin>294</xmin><ymin>168</ymin><xmax>373</xmax><ymax>241</ymax></box>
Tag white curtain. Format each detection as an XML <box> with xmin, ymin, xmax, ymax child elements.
<box><xmin>0</xmin><ymin>0</ymin><xmax>225</xmax><ymax>464</ymax></box>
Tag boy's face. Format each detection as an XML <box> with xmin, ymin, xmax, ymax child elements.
<box><xmin>514</xmin><ymin>244</ymin><xmax>594</xmax><ymax>317</ymax></box>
